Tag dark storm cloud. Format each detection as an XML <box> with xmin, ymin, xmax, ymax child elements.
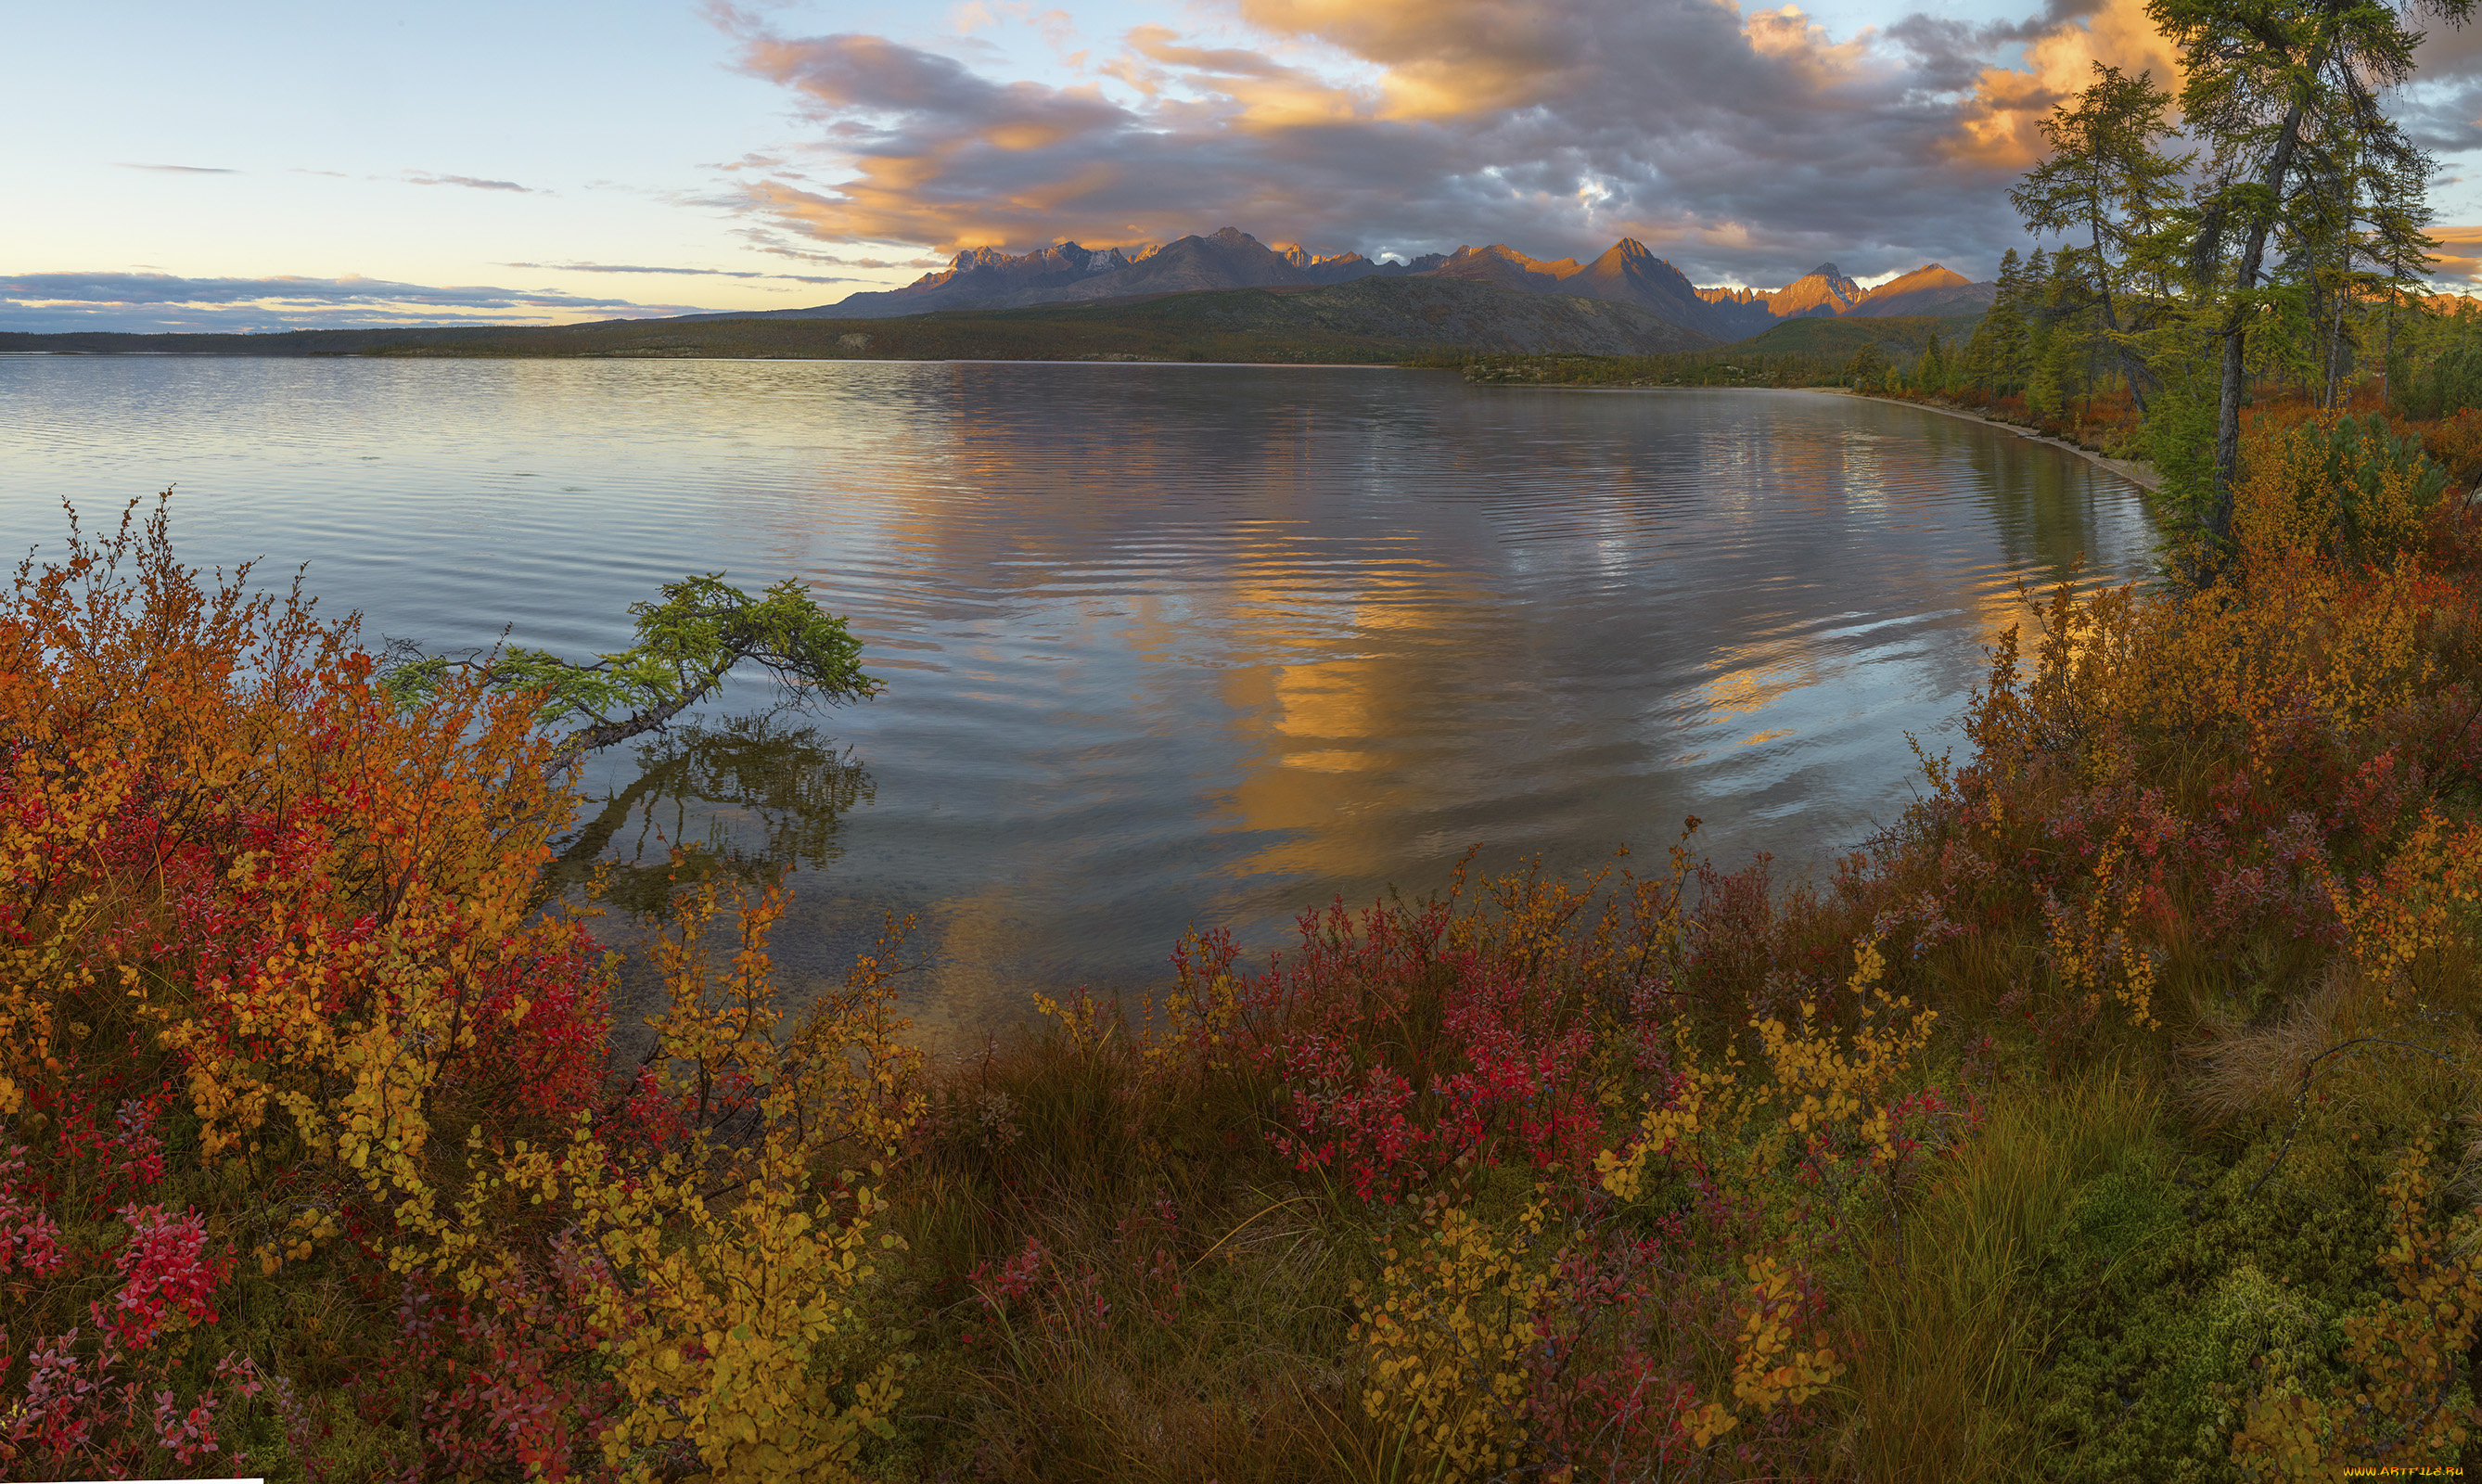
<box><xmin>2392</xmin><ymin>22</ymin><xmax>2482</xmax><ymax>158</ymax></box>
<box><xmin>706</xmin><ymin>0</ymin><xmax>2185</xmax><ymax>288</ymax></box>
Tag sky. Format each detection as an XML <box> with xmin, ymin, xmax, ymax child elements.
<box><xmin>14</xmin><ymin>0</ymin><xmax>2482</xmax><ymax>333</ymax></box>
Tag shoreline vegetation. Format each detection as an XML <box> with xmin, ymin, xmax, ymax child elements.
<box><xmin>20</xmin><ymin>14</ymin><xmax>2482</xmax><ymax>1476</ymax></box>
<box><xmin>11</xmin><ymin>374</ymin><xmax>2482</xmax><ymax>1480</ymax></box>
<box><xmin>1827</xmin><ymin>391</ymin><xmax>2167</xmax><ymax>494</ymax></box>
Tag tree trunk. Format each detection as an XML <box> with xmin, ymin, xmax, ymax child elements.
<box><xmin>2093</xmin><ymin>219</ymin><xmax>2152</xmax><ymax>417</ymax></box>
<box><xmin>554</xmin><ymin>678</ymin><xmax>718</xmax><ymax>764</ymax></box>
<box><xmin>2211</xmin><ymin>322</ymin><xmax>2248</xmax><ymax>554</ymax></box>
<box><xmin>2208</xmin><ymin>94</ymin><xmax>2314</xmax><ymax>566</ymax></box>
<box><xmin>2328</xmin><ymin>284</ymin><xmax>2348</xmax><ymax>409</ymax></box>
<box><xmin>2382</xmin><ymin>291</ymin><xmax>2394</xmax><ymax>410</ymax></box>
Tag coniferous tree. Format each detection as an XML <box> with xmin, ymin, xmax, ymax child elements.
<box><xmin>1968</xmin><ymin>249</ymin><xmax>2033</xmax><ymax>398</ymax></box>
<box><xmin>2148</xmin><ymin>0</ymin><xmax>2470</xmax><ymax>568</ymax></box>
<box><xmin>2032</xmin><ymin>251</ymin><xmax>2101</xmax><ymax>421</ymax></box>
<box><xmin>2008</xmin><ymin>63</ymin><xmax>2192</xmax><ymax>415</ymax></box>
<box><xmin>2015</xmin><ymin>248</ymin><xmax>2053</xmax><ymax>397</ymax></box>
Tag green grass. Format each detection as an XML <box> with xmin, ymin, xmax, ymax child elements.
<box><xmin>1836</xmin><ymin>1062</ymin><xmax>2166</xmax><ymax>1483</ymax></box>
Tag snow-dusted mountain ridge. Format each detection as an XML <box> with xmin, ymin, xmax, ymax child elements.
<box><xmin>712</xmin><ymin>228</ymin><xmax>1996</xmax><ymax>344</ymax></box>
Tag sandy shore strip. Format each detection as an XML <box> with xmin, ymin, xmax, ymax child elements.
<box><xmin>1818</xmin><ymin>387</ymin><xmax>2163</xmax><ymax>494</ymax></box>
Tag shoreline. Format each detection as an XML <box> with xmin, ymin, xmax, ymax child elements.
<box><xmin>1816</xmin><ymin>386</ymin><xmax>2163</xmax><ymax>493</ymax></box>
<box><xmin>6</xmin><ymin>350</ymin><xmax>1414</xmax><ymax>368</ymax></box>
<box><xmin>1474</xmin><ymin>378</ymin><xmax>2166</xmax><ymax>496</ymax></box>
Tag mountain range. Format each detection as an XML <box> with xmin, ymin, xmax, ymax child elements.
<box><xmin>705</xmin><ymin>228</ymin><xmax>1996</xmax><ymax>346</ymax></box>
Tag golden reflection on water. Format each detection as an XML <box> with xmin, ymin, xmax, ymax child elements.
<box><xmin>0</xmin><ymin>360</ymin><xmax>2159</xmax><ymax>1049</ymax></box>
<box><xmin>1694</xmin><ymin>644</ymin><xmax>1823</xmax><ymax>721</ymax></box>
<box><xmin>719</xmin><ymin>380</ymin><xmax>2156</xmax><ymax>1045</ymax></box>
<box><xmin>1209</xmin><ymin>559</ymin><xmax>1503</xmax><ymax>879</ymax></box>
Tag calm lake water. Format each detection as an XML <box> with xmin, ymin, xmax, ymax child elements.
<box><xmin>0</xmin><ymin>356</ymin><xmax>2155</xmax><ymax>1043</ymax></box>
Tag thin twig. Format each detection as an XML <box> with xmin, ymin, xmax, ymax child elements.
<box><xmin>2245</xmin><ymin>1034</ymin><xmax>2466</xmax><ymax>1199</ymax></box>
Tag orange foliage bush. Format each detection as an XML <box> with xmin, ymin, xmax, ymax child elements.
<box><xmin>983</xmin><ymin>408</ymin><xmax>2482</xmax><ymax>1478</ymax></box>
<box><xmin>2421</xmin><ymin>404</ymin><xmax>2482</xmax><ymax>487</ymax></box>
<box><xmin>14</xmin><ymin>412</ymin><xmax>2482</xmax><ymax>1480</ymax></box>
<box><xmin>0</xmin><ymin>498</ymin><xmax>919</xmax><ymax>1480</ymax></box>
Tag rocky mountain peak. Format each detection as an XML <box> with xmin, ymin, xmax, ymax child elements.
<box><xmin>1874</xmin><ymin>263</ymin><xmax>1969</xmax><ymax>290</ymax></box>
<box><xmin>803</xmin><ymin>227</ymin><xmax>1987</xmax><ymax>340</ymax></box>
<box><xmin>1840</xmin><ymin>262</ymin><xmax>1993</xmax><ymax>318</ymax></box>
<box><xmin>1277</xmin><ymin>245</ymin><xmax>1370</xmax><ymax>270</ymax></box>
<box><xmin>1765</xmin><ymin>262</ymin><xmax>1863</xmax><ymax>316</ymax></box>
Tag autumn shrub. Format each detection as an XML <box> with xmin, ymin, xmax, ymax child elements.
<box><xmin>18</xmin><ymin>402</ymin><xmax>2482</xmax><ymax>1484</ymax></box>
<box><xmin>889</xmin><ymin>409</ymin><xmax>2482</xmax><ymax>1477</ymax></box>
<box><xmin>1</xmin><ymin>496</ymin><xmax>593</xmax><ymax>1477</ymax></box>
<box><xmin>1214</xmin><ymin>882</ymin><xmax>1608</xmax><ymax>1206</ymax></box>
<box><xmin>0</xmin><ymin>498</ymin><xmax>922</xmax><ymax>1481</ymax></box>
<box><xmin>2419</xmin><ymin>403</ymin><xmax>2482</xmax><ymax>488</ymax></box>
<box><xmin>1149</xmin><ymin>850</ymin><xmax>1971</xmax><ymax>1478</ymax></box>
<box><xmin>2234</xmin><ymin>411</ymin><xmax>2449</xmax><ymax>569</ymax></box>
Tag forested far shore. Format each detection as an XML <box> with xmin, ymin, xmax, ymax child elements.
<box><xmin>0</xmin><ymin>276</ymin><xmax>1716</xmax><ymax>365</ymax></box>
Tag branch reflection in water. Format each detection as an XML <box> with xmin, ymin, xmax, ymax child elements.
<box><xmin>551</xmin><ymin>715</ymin><xmax>877</xmax><ymax>1056</ymax></box>
<box><xmin>552</xmin><ymin>713</ymin><xmax>872</xmax><ymax>910</ymax></box>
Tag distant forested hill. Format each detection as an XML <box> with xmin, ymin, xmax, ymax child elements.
<box><xmin>1</xmin><ymin>277</ymin><xmax>1719</xmax><ymax>363</ymax></box>
<box><xmin>0</xmin><ymin>326</ymin><xmax>514</xmax><ymax>356</ymax></box>
<box><xmin>1727</xmin><ymin>313</ymin><xmax>1987</xmax><ymax>359</ymax></box>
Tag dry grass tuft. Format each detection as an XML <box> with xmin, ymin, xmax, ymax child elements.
<box><xmin>2181</xmin><ymin>959</ymin><xmax>2480</xmax><ymax>1197</ymax></box>
<box><xmin>2179</xmin><ymin>970</ymin><xmax>2358</xmax><ymax>1131</ymax></box>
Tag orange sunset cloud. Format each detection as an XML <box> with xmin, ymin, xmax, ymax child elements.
<box><xmin>705</xmin><ymin>0</ymin><xmax>2482</xmax><ymax>295</ymax></box>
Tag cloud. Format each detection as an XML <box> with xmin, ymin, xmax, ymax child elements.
<box><xmin>1226</xmin><ymin>0</ymin><xmax>1605</xmax><ymax>120</ymax></box>
<box><xmin>704</xmin><ymin>0</ymin><xmax>2204</xmax><ymax>287</ymax></box>
<box><xmin>730</xmin><ymin>227</ymin><xmax>947</xmax><ymax>270</ymax></box>
<box><xmin>708</xmin><ymin>0</ymin><xmax>2370</xmax><ymax>288</ymax></box>
<box><xmin>2427</xmin><ymin>226</ymin><xmax>2482</xmax><ymax>284</ymax></box>
<box><xmin>113</xmin><ymin>162</ymin><xmax>237</xmax><ymax>174</ymax></box>
<box><xmin>0</xmin><ymin>271</ymin><xmax>704</xmax><ymax>333</ymax></box>
<box><xmin>499</xmin><ymin>260</ymin><xmax>871</xmax><ymax>284</ymax></box>
<box><xmin>404</xmin><ymin>172</ymin><xmax>536</xmax><ymax>193</ymax></box>
<box><xmin>2389</xmin><ymin>28</ymin><xmax>2482</xmax><ymax>161</ymax></box>
<box><xmin>1944</xmin><ymin>0</ymin><xmax>2181</xmax><ymax>170</ymax></box>
<box><xmin>501</xmin><ymin>260</ymin><xmax>768</xmax><ymax>277</ymax></box>
<box><xmin>1</xmin><ymin>271</ymin><xmax>649</xmax><ymax>308</ymax></box>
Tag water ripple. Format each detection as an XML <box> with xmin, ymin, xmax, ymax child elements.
<box><xmin>0</xmin><ymin>358</ymin><xmax>2156</xmax><ymax>1041</ymax></box>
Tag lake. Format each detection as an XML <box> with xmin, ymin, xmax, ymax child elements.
<box><xmin>0</xmin><ymin>356</ymin><xmax>2156</xmax><ymax>1043</ymax></box>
